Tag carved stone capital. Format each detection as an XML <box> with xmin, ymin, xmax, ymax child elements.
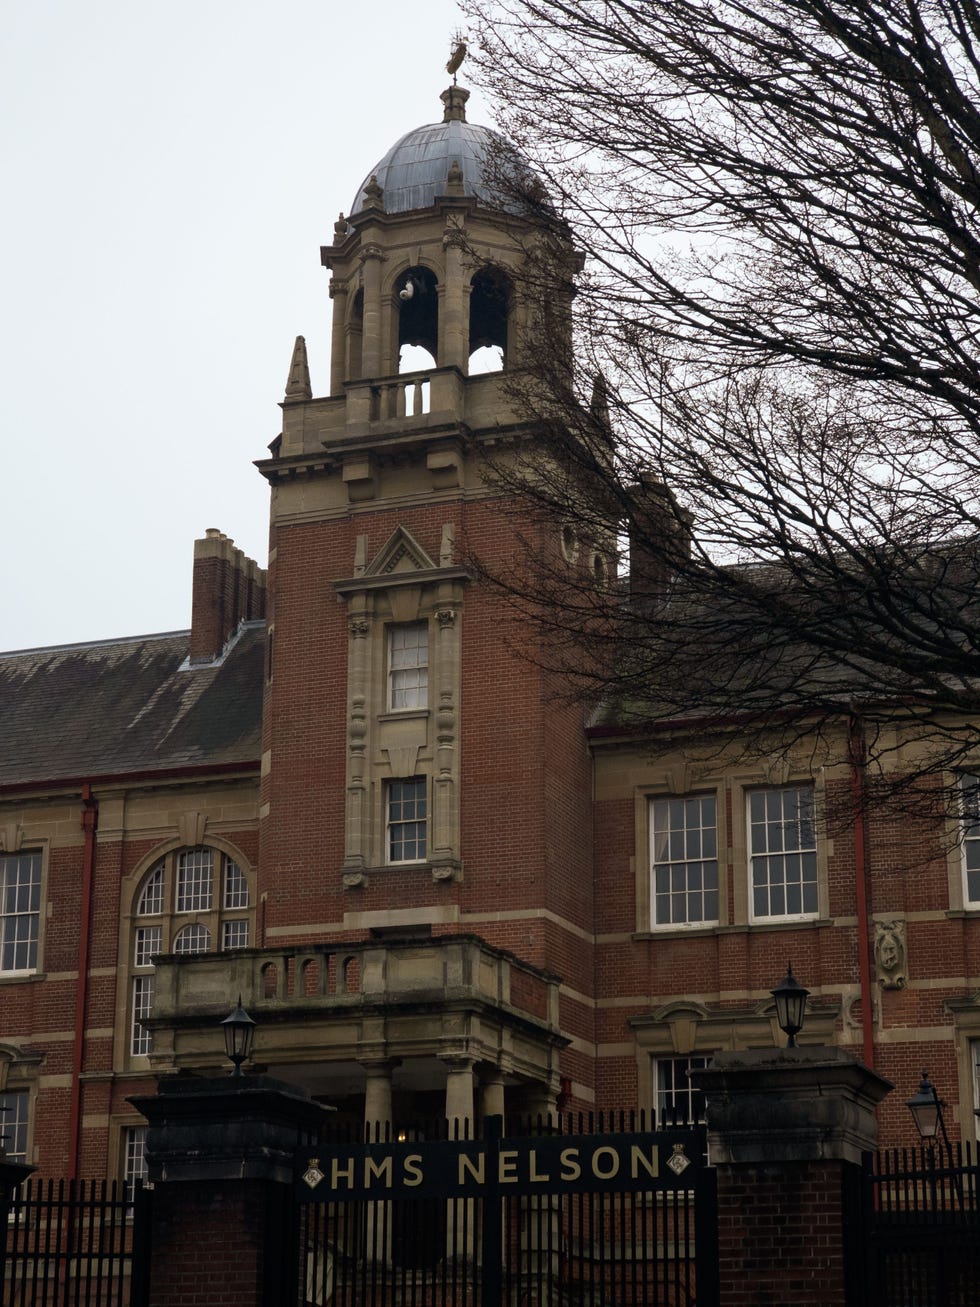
<box><xmin>359</xmin><ymin>243</ymin><xmax>387</xmax><ymax>264</ymax></box>
<box><xmin>348</xmin><ymin>618</ymin><xmax>370</xmax><ymax>639</ymax></box>
<box><xmin>436</xmin><ymin>608</ymin><xmax>457</xmax><ymax>628</ymax></box>
<box><xmin>342</xmin><ymin>870</ymin><xmax>369</xmax><ymax>890</ymax></box>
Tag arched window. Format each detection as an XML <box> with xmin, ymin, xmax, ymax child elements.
<box><xmin>173</xmin><ymin>923</ymin><xmax>212</xmax><ymax>954</ymax></box>
<box><xmin>128</xmin><ymin>845</ymin><xmax>253</xmax><ymax>1058</ymax></box>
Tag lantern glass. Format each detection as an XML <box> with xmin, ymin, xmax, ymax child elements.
<box><xmin>220</xmin><ymin>996</ymin><xmax>256</xmax><ymax>1076</ymax></box>
<box><xmin>906</xmin><ymin>1071</ymin><xmax>941</xmax><ymax>1140</ymax></box>
<box><xmin>771</xmin><ymin>963</ymin><xmax>810</xmax><ymax>1046</ymax></box>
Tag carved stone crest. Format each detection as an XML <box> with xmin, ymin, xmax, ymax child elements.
<box><xmin>874</xmin><ymin>919</ymin><xmax>907</xmax><ymax>989</ymax></box>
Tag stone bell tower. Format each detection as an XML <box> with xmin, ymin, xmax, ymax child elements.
<box><xmin>253</xmin><ymin>83</ymin><xmax>596</xmax><ymax>1116</ymax></box>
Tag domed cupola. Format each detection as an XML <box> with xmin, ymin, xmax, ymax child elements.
<box><xmin>314</xmin><ymin>82</ymin><xmax>572</xmax><ymax>400</ymax></box>
<box><xmin>349</xmin><ymin>86</ymin><xmax>544</xmax><ymax>218</ymax></box>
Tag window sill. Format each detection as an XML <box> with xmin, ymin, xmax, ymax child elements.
<box><xmin>0</xmin><ymin>971</ymin><xmax>43</xmax><ymax>985</ymax></box>
<box><xmin>342</xmin><ymin>859</ymin><xmax>462</xmax><ymax>888</ymax></box>
<box><xmin>634</xmin><ymin>926</ymin><xmax>720</xmax><ymax>940</ymax></box>
<box><xmin>718</xmin><ymin>917</ymin><xmax>830</xmax><ymax>934</ymax></box>
<box><xmin>378</xmin><ymin>709</ymin><xmax>430</xmax><ymax>723</ymax></box>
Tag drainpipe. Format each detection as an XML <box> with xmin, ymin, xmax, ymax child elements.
<box><xmin>67</xmin><ymin>784</ymin><xmax>98</xmax><ymax>1178</ymax></box>
<box><xmin>849</xmin><ymin>722</ymin><xmax>875</xmax><ymax>1068</ymax></box>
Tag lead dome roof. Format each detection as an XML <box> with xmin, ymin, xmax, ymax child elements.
<box><xmin>349</xmin><ymin>87</ymin><xmax>542</xmax><ymax>218</ymax></box>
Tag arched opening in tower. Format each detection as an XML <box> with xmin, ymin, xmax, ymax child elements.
<box><xmin>469</xmin><ymin>266</ymin><xmax>510</xmax><ymax>374</ymax></box>
<box><xmin>396</xmin><ymin>267</ymin><xmax>438</xmax><ymax>373</ymax></box>
<box><xmin>348</xmin><ymin>288</ymin><xmax>364</xmax><ymax>379</ymax></box>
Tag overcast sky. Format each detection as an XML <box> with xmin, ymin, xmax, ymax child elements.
<box><xmin>1</xmin><ymin>0</ymin><xmax>488</xmax><ymax>651</ymax></box>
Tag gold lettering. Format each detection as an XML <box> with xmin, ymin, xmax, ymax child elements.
<box><xmin>403</xmin><ymin>1154</ymin><xmax>423</xmax><ymax>1187</ymax></box>
<box><xmin>559</xmin><ymin>1148</ymin><xmax>581</xmax><ymax>1182</ymax></box>
<box><xmin>459</xmin><ymin>1152</ymin><xmax>485</xmax><ymax>1185</ymax></box>
<box><xmin>498</xmin><ymin>1150</ymin><xmax>519</xmax><ymax>1183</ymax></box>
<box><xmin>630</xmin><ymin>1145</ymin><xmax>659</xmax><ymax>1181</ymax></box>
<box><xmin>331</xmin><ymin>1157</ymin><xmax>355</xmax><ymax>1188</ymax></box>
<box><xmin>529</xmin><ymin>1150</ymin><xmax>550</xmax><ymax>1183</ymax></box>
<box><xmin>365</xmin><ymin>1156</ymin><xmax>393</xmax><ymax>1188</ymax></box>
<box><xmin>591</xmin><ymin>1146</ymin><xmax>620</xmax><ymax>1180</ymax></box>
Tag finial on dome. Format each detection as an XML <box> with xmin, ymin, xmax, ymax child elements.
<box><xmin>285</xmin><ymin>335</ymin><xmax>312</xmax><ymax>402</ymax></box>
<box><xmin>441</xmin><ymin>85</ymin><xmax>469</xmax><ymax>123</ymax></box>
<box><xmin>334</xmin><ymin>212</ymin><xmax>348</xmax><ymax>244</ymax></box>
<box><xmin>362</xmin><ymin>175</ymin><xmax>385</xmax><ymax>210</ymax></box>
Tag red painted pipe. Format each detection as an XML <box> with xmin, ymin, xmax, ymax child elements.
<box><xmin>67</xmin><ymin>784</ymin><xmax>98</xmax><ymax>1178</ymax></box>
<box><xmin>849</xmin><ymin>723</ymin><xmax>875</xmax><ymax>1068</ymax></box>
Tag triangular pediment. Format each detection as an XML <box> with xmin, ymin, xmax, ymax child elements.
<box><xmin>364</xmin><ymin>527</ymin><xmax>437</xmax><ymax>578</ymax></box>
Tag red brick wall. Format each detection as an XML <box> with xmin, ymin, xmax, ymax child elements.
<box><xmin>716</xmin><ymin>1160</ymin><xmax>849</xmax><ymax>1307</ymax></box>
<box><xmin>148</xmin><ymin>1181</ymin><xmax>276</xmax><ymax>1307</ymax></box>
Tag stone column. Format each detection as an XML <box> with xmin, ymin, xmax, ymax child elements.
<box><xmin>443</xmin><ymin>1056</ymin><xmax>476</xmax><ymax>1263</ymax></box>
<box><xmin>360</xmin><ymin>245</ymin><xmax>385</xmax><ymax>378</ymax></box>
<box><xmin>362</xmin><ymin>1060</ymin><xmax>398</xmax><ymax>1265</ymax></box>
<box><xmin>480</xmin><ymin>1074</ymin><xmax>506</xmax><ymax>1123</ymax></box>
<box><xmin>690</xmin><ymin>1047</ymin><xmax>892</xmax><ymax>1307</ymax></box>
<box><xmin>129</xmin><ymin>1075</ymin><xmax>326</xmax><ymax>1307</ymax></box>
<box><xmin>443</xmin><ymin>1055</ymin><xmax>476</xmax><ymax>1132</ymax></box>
<box><xmin>362</xmin><ymin>1059</ymin><xmax>396</xmax><ymax>1137</ymax></box>
<box><xmin>439</xmin><ymin>235</ymin><xmax>468</xmax><ymax>372</ymax></box>
<box><xmin>328</xmin><ymin>279</ymin><xmax>348</xmax><ymax>394</ymax></box>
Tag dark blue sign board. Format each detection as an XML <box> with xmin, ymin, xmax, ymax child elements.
<box><xmin>296</xmin><ymin>1125</ymin><xmax>705</xmax><ymax>1202</ymax></box>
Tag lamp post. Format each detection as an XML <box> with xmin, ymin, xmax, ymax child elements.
<box><xmin>220</xmin><ymin>995</ymin><xmax>256</xmax><ymax>1077</ymax></box>
<box><xmin>771</xmin><ymin>963</ymin><xmax>810</xmax><ymax>1048</ymax></box>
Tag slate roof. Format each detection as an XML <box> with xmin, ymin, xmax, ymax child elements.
<box><xmin>0</xmin><ymin>624</ymin><xmax>265</xmax><ymax>787</ymax></box>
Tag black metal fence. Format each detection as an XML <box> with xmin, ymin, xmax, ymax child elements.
<box><xmin>2</xmin><ymin>1178</ymin><xmax>151</xmax><ymax>1307</ymax></box>
<box><xmin>295</xmin><ymin>1112</ymin><xmax>718</xmax><ymax>1307</ymax></box>
<box><xmin>863</xmin><ymin>1141</ymin><xmax>980</xmax><ymax>1307</ymax></box>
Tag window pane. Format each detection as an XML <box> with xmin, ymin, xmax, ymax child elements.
<box><xmin>963</xmin><ymin>776</ymin><xmax>980</xmax><ymax>905</ymax></box>
<box><xmin>134</xmin><ymin>925</ymin><xmax>162</xmax><ymax>968</ymax></box>
<box><xmin>132</xmin><ymin>975</ymin><xmax>154</xmax><ymax>1056</ymax></box>
<box><xmin>748</xmin><ymin>785</ymin><xmax>818</xmax><ymax>920</ymax></box>
<box><xmin>123</xmin><ymin>1126</ymin><xmax>148</xmax><ymax>1205</ymax></box>
<box><xmin>224</xmin><ymin>859</ymin><xmax>249</xmax><ymax>909</ymax></box>
<box><xmin>649</xmin><ymin>795</ymin><xmax>718</xmax><ymax>926</ymax></box>
<box><xmin>0</xmin><ymin>852</ymin><xmax>41</xmax><ymax>973</ymax></box>
<box><xmin>654</xmin><ymin>1055</ymin><xmax>710</xmax><ymax>1125</ymax></box>
<box><xmin>1</xmin><ymin>1089</ymin><xmax>29</xmax><ymax>1164</ymax></box>
<box><xmin>173</xmin><ymin>923</ymin><xmax>211</xmax><ymax>954</ymax></box>
<box><xmin>389</xmin><ymin>624</ymin><xmax>429</xmax><ymax>710</ymax></box>
<box><xmin>388</xmin><ymin>779</ymin><xmax>428</xmax><ymax>862</ymax></box>
<box><xmin>222</xmin><ymin>919</ymin><xmax>250</xmax><ymax>950</ymax></box>
<box><xmin>137</xmin><ymin>864</ymin><xmax>165</xmax><ymax>915</ymax></box>
<box><xmin>175</xmin><ymin>848</ymin><xmax>213</xmax><ymax>913</ymax></box>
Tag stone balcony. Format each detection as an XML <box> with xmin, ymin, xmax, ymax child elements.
<box><xmin>145</xmin><ymin>934</ymin><xmax>566</xmax><ymax>1102</ymax></box>
<box><xmin>276</xmin><ymin>366</ymin><xmax>526</xmax><ymax>460</ymax></box>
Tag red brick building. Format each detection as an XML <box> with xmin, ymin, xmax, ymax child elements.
<box><xmin>1</xmin><ymin>83</ymin><xmax>977</xmax><ymax>1190</ymax></box>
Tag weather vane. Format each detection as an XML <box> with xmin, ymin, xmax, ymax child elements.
<box><xmin>446</xmin><ymin>36</ymin><xmax>467</xmax><ymax>83</ymax></box>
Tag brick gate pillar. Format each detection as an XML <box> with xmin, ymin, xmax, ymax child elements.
<box><xmin>130</xmin><ymin>1075</ymin><xmax>326</xmax><ymax>1307</ymax></box>
<box><xmin>691</xmin><ymin>1048</ymin><xmax>892</xmax><ymax>1307</ymax></box>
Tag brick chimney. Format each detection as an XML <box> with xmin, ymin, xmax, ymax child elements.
<box><xmin>189</xmin><ymin>529</ymin><xmax>267</xmax><ymax>665</ymax></box>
